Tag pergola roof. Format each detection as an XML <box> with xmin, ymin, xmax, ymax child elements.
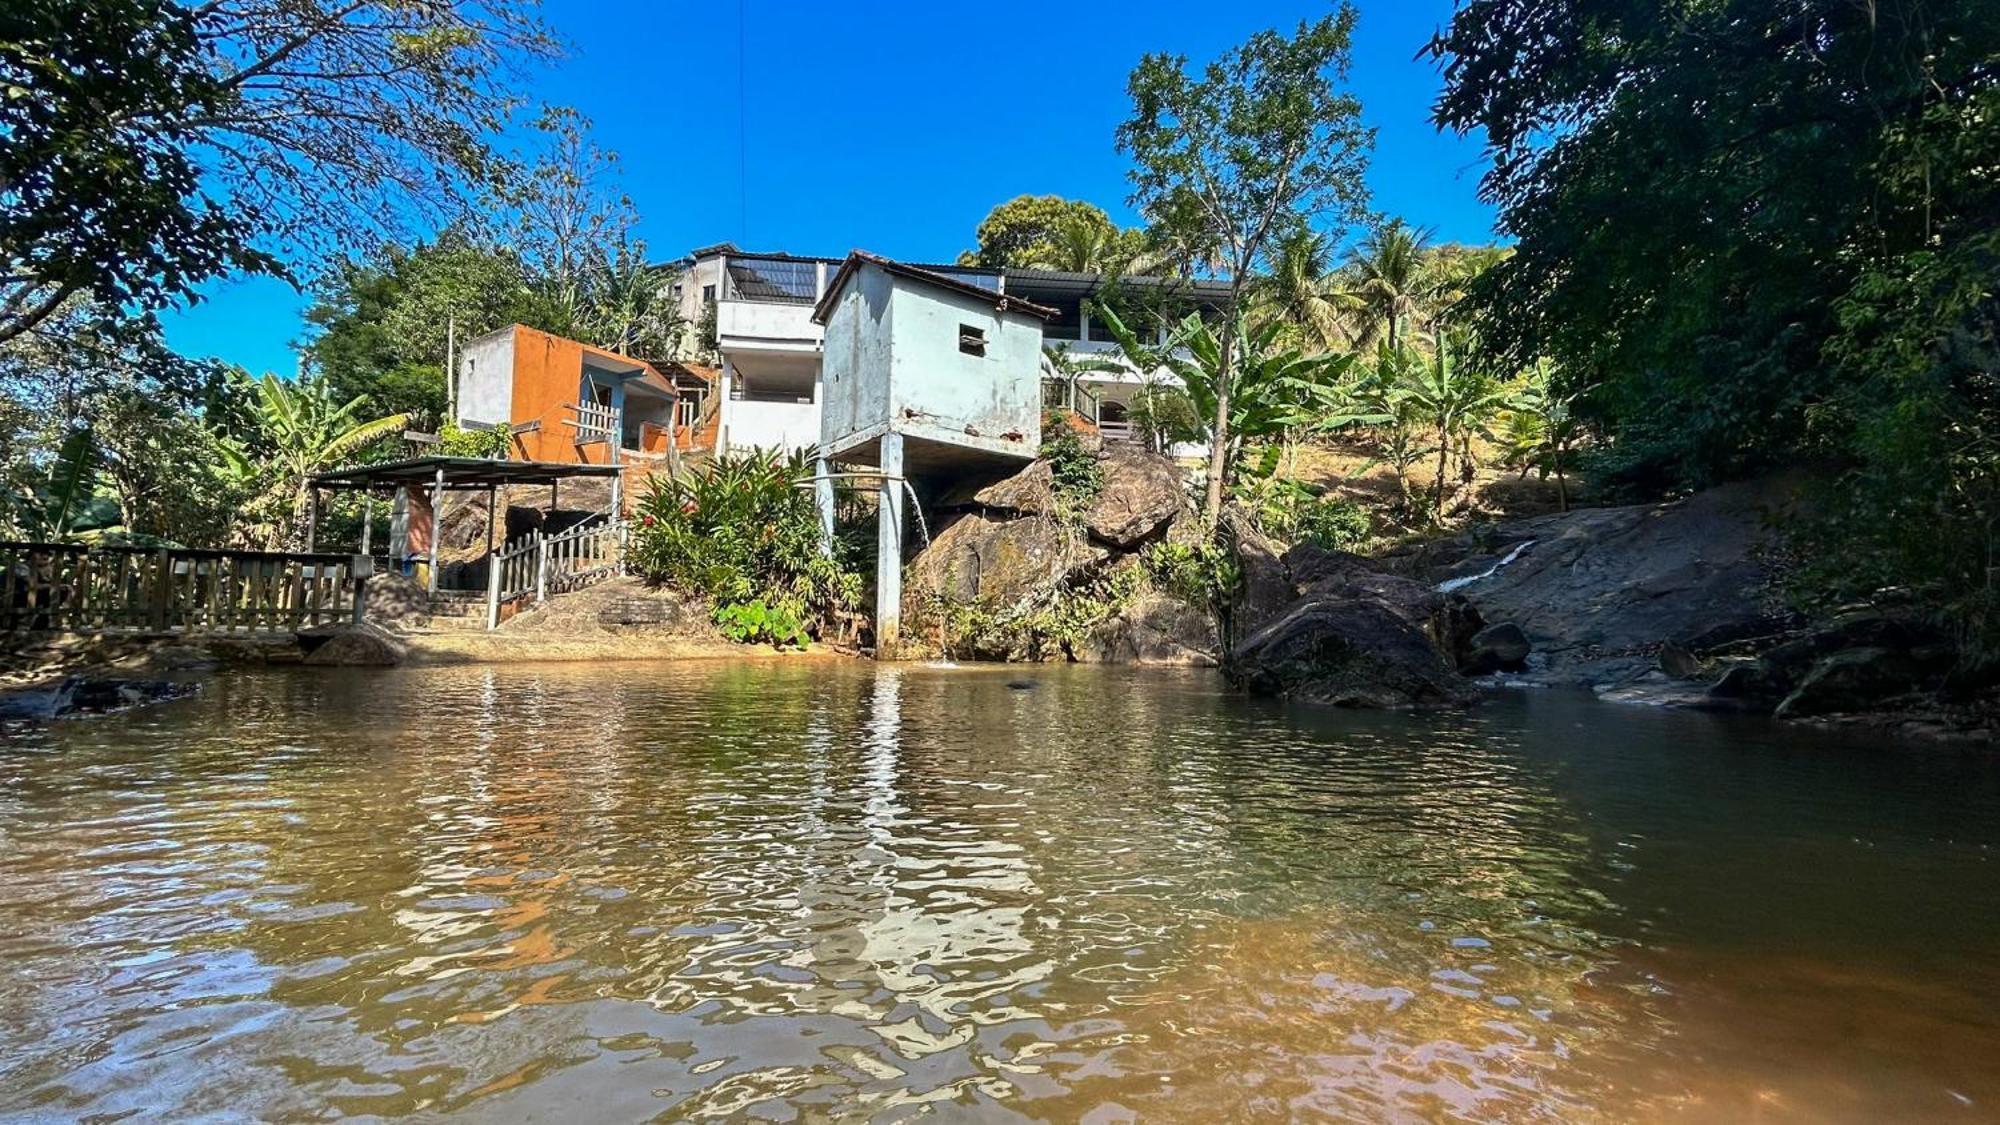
<box><xmin>310</xmin><ymin>456</ymin><xmax>623</xmax><ymax>493</ymax></box>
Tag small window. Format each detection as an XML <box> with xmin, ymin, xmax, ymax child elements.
<box><xmin>702</xmin><ymin>284</ymin><xmax>717</xmax><ymax>302</ymax></box>
<box><xmin>958</xmin><ymin>324</ymin><xmax>987</xmax><ymax>357</ymax></box>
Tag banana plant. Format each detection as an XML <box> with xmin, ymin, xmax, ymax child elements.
<box><xmin>242</xmin><ymin>372</ymin><xmax>410</xmax><ymax>548</ymax></box>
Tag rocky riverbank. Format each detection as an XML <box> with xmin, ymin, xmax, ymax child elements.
<box><xmin>898</xmin><ymin>443</ymin><xmax>1994</xmax><ymax>740</ymax></box>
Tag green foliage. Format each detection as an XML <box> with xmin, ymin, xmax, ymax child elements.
<box><xmin>1141</xmin><ymin>539</ymin><xmax>1241</xmax><ymax>609</ymax></box>
<box><xmin>923</xmin><ymin>564</ymin><xmax>1146</xmax><ymax>662</ymax></box>
<box><xmin>713</xmin><ymin>599</ymin><xmax>811</xmax><ymax>650</ymax></box>
<box><xmin>1117</xmin><ymin>2</ymin><xmax>1375</xmax><ymax>527</ymax></box>
<box><xmin>1</xmin><ymin>0</ymin><xmax>276</xmax><ymax>346</ymax></box>
<box><xmin>1041</xmin><ymin>422</ymin><xmax>1104</xmax><ymax>517</ymax></box>
<box><xmin>959</xmin><ymin>195</ymin><xmax>1148</xmax><ymax>272</ymax></box>
<box><xmin>628</xmin><ymin>450</ymin><xmax>861</xmax><ymax>640</ymax></box>
<box><xmin>305</xmin><ymin>234</ymin><xmax>536</xmax><ymax>424</ymax></box>
<box><xmin>436</xmin><ymin>421</ymin><xmax>511</xmax><ymax>460</ymax></box>
<box><xmin>1430</xmin><ymin>0</ymin><xmax>1999</xmax><ymax>637</ymax></box>
<box><xmin>235</xmin><ymin>371</ymin><xmax>410</xmax><ymax>548</ymax></box>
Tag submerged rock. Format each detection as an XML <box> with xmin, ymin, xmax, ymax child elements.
<box><xmin>0</xmin><ymin>677</ymin><xmax>200</xmax><ymax>720</ymax></box>
<box><xmin>299</xmin><ymin>621</ymin><xmax>407</xmax><ymax>667</ymax></box>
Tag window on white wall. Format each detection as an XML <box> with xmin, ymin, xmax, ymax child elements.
<box><xmin>958</xmin><ymin>324</ymin><xmax>987</xmax><ymax>357</ymax></box>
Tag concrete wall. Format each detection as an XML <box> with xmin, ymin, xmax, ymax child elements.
<box><xmin>725</xmin><ymin>399</ymin><xmax>821</xmax><ymax>452</ymax></box>
<box><xmin>886</xmin><ymin>277</ymin><xmax>1041</xmax><ymax>451</ymax></box>
<box><xmin>456</xmin><ymin>329</ymin><xmax>516</xmax><ymax>428</ymax></box>
<box><xmin>819</xmin><ymin>266</ymin><xmax>895</xmax><ymax>453</ymax></box>
<box><xmin>718</xmin><ymin>300</ymin><xmax>821</xmax><ymax>351</ymax></box>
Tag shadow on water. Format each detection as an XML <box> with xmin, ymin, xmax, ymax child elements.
<box><xmin>0</xmin><ymin>662</ymin><xmax>1995</xmax><ymax>1120</ymax></box>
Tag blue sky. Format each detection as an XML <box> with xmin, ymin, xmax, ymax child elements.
<box><xmin>160</xmin><ymin>0</ymin><xmax>1497</xmax><ymax>376</ymax></box>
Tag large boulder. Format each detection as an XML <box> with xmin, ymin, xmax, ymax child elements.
<box><xmin>299</xmin><ymin>621</ymin><xmax>407</xmax><ymax>667</ymax></box>
<box><xmin>1084</xmin><ymin>442</ymin><xmax>1185</xmax><ymax>548</ymax></box>
<box><xmin>1229</xmin><ymin>594</ymin><xmax>1480</xmax><ymax>709</ymax></box>
<box><xmin>906</xmin><ymin>512</ymin><xmax>1106</xmax><ymax>609</ymax></box>
<box><xmin>1774</xmin><ymin>647</ymin><xmax>1925</xmax><ymax>719</ymax></box>
<box><xmin>1077</xmin><ymin>590</ymin><xmax>1219</xmax><ymax>666</ymax></box>
<box><xmin>1223</xmin><ymin>506</ymin><xmax>1296</xmax><ymax>638</ymax></box>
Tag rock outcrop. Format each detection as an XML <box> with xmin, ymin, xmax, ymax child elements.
<box><xmin>907</xmin><ymin>442</ymin><xmax>1208</xmax><ymax>665</ymax></box>
<box><xmin>298</xmin><ymin>621</ymin><xmax>407</xmax><ymax>666</ymax></box>
<box><xmin>1394</xmin><ymin>478</ymin><xmax>1799</xmax><ymax>688</ymax></box>
<box><xmin>1221</xmin><ymin>532</ymin><xmax>1483</xmax><ymax>708</ymax></box>
<box><xmin>0</xmin><ymin>677</ymin><xmax>200</xmax><ymax>720</ymax></box>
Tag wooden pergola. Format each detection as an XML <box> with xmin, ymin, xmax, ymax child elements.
<box><xmin>307</xmin><ymin>457</ymin><xmax>625</xmax><ymax>594</ymax></box>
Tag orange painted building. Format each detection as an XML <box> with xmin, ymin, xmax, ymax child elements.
<box><xmin>454</xmin><ymin>325</ymin><xmax>685</xmax><ymax>465</ymax></box>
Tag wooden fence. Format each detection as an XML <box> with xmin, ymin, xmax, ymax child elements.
<box><xmin>2</xmin><ymin>542</ymin><xmax>368</xmax><ymax>635</ymax></box>
<box><xmin>485</xmin><ymin>520</ymin><xmax>624</xmax><ymax>628</ymax></box>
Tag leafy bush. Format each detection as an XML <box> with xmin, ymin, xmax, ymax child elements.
<box><xmin>436</xmin><ymin>422</ymin><xmax>511</xmax><ymax>459</ymax></box>
<box><xmin>628</xmin><ymin>450</ymin><xmax>860</xmax><ymax>640</ymax></box>
<box><xmin>1040</xmin><ymin>418</ymin><xmax>1103</xmax><ymax>516</ymax></box>
<box><xmin>713</xmin><ymin>599</ymin><xmax>811</xmax><ymax>649</ymax></box>
<box><xmin>1292</xmin><ymin>494</ymin><xmax>1371</xmax><ymax>551</ymax></box>
<box><xmin>1142</xmin><ymin>539</ymin><xmax>1241</xmax><ymax>608</ymax></box>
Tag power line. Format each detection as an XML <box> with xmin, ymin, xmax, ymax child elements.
<box><xmin>737</xmin><ymin>0</ymin><xmax>748</xmax><ymax>243</ymax></box>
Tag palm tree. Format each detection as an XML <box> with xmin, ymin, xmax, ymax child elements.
<box><xmin>243</xmin><ymin>372</ymin><xmax>409</xmax><ymax>548</ymax></box>
<box><xmin>1254</xmin><ymin>227</ymin><xmax>1356</xmax><ymax>350</ymax></box>
<box><xmin>1341</xmin><ymin>219</ymin><xmax>1439</xmax><ymax>352</ymax></box>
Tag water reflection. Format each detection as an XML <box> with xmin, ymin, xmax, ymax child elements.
<box><xmin>0</xmin><ymin>663</ymin><xmax>1995</xmax><ymax>1120</ymax></box>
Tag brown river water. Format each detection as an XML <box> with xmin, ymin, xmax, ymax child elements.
<box><xmin>0</xmin><ymin>662</ymin><xmax>1996</xmax><ymax>1122</ymax></box>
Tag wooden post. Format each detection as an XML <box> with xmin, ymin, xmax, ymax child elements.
<box><xmin>305</xmin><ymin>487</ymin><xmax>321</xmax><ymax>553</ymax></box>
<box><xmin>427</xmin><ymin>466</ymin><xmax>445</xmax><ymax>595</ymax></box>
<box><xmin>486</xmin><ymin>540</ymin><xmax>501</xmax><ymax>630</ymax></box>
<box><xmin>360</xmin><ymin>496</ymin><xmax>373</xmax><ymax>554</ymax></box>
<box><xmin>152</xmin><ymin>547</ymin><xmax>173</xmax><ymax>631</ymax></box>
<box><xmin>536</xmin><ymin>533</ymin><xmax>549</xmax><ymax>603</ymax></box>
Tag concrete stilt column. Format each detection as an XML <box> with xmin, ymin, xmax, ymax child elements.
<box><xmin>875</xmin><ymin>433</ymin><xmax>904</xmax><ymax>657</ymax></box>
<box><xmin>814</xmin><ymin>452</ymin><xmax>836</xmax><ymax>557</ymax></box>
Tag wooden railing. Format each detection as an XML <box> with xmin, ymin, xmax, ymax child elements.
<box><xmin>2</xmin><ymin>542</ymin><xmax>368</xmax><ymax>635</ymax></box>
<box><xmin>566</xmin><ymin>400</ymin><xmax>620</xmax><ymax>446</ymax></box>
<box><xmin>484</xmin><ymin>520</ymin><xmax>625</xmax><ymax>628</ymax></box>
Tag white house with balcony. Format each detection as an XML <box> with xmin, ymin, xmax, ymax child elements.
<box><xmin>670</xmin><ymin>244</ymin><xmax>1228</xmax><ymax>457</ymax></box>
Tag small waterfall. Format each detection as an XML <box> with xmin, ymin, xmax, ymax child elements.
<box><xmin>1437</xmin><ymin>539</ymin><xmax>1536</xmax><ymax>595</ymax></box>
<box><xmin>897</xmin><ymin>479</ymin><xmax>930</xmax><ymax>550</ymax></box>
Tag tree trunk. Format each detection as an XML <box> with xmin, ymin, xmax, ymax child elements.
<box><xmin>1433</xmin><ymin>423</ymin><xmax>1451</xmax><ymax>519</ymax></box>
<box><xmin>1201</xmin><ymin>320</ymin><xmax>1237</xmax><ymax>532</ymax></box>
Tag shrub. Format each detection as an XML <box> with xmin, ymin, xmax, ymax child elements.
<box><xmin>628</xmin><ymin>450</ymin><xmax>860</xmax><ymax>639</ymax></box>
<box><xmin>1040</xmin><ymin>420</ymin><xmax>1103</xmax><ymax>517</ymax></box>
<box><xmin>713</xmin><ymin>599</ymin><xmax>811</xmax><ymax>649</ymax></box>
<box><xmin>1292</xmin><ymin>494</ymin><xmax>1370</xmax><ymax>551</ymax></box>
<box><xmin>1142</xmin><ymin>539</ymin><xmax>1241</xmax><ymax>608</ymax></box>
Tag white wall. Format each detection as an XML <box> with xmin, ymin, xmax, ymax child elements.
<box><xmin>725</xmin><ymin>398</ymin><xmax>822</xmax><ymax>453</ymax></box>
<box><xmin>718</xmin><ymin>300</ymin><xmax>821</xmax><ymax>350</ymax></box>
<box><xmin>887</xmin><ymin>278</ymin><xmax>1041</xmax><ymax>451</ymax></box>
<box><xmin>819</xmin><ymin>266</ymin><xmax>895</xmax><ymax>452</ymax></box>
<box><xmin>456</xmin><ymin>328</ymin><xmax>516</xmax><ymax>427</ymax></box>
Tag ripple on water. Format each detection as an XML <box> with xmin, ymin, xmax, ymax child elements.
<box><xmin>0</xmin><ymin>662</ymin><xmax>1995</xmax><ymax>1121</ymax></box>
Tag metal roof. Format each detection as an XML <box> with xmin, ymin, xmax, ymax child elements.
<box><xmin>310</xmin><ymin>457</ymin><xmax>624</xmax><ymax>492</ymax></box>
<box><xmin>811</xmin><ymin>251</ymin><xmax>1059</xmax><ymax>325</ymax></box>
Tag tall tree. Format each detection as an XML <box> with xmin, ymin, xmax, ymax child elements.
<box><xmin>1342</xmin><ymin>220</ymin><xmax>1436</xmax><ymax>352</ymax></box>
<box><xmin>959</xmin><ymin>195</ymin><xmax>1144</xmax><ymax>272</ymax></box>
<box><xmin>1117</xmin><ymin>4</ymin><xmax>1375</xmax><ymax>528</ymax></box>
<box><xmin>1428</xmin><ymin>0</ymin><xmax>2000</xmax><ymax>636</ymax></box>
<box><xmin>1</xmin><ymin>0</ymin><xmax>274</xmax><ymax>345</ymax></box>
<box><xmin>2</xmin><ymin>0</ymin><xmax>558</xmax><ymax>347</ymax></box>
